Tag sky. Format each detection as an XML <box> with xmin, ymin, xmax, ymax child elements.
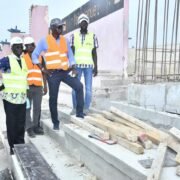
<box><xmin>129</xmin><ymin>0</ymin><xmax>178</xmax><ymax>47</ymax></box>
<box><xmin>0</xmin><ymin>0</ymin><xmax>178</xmax><ymax>47</ymax></box>
<box><xmin>0</xmin><ymin>0</ymin><xmax>88</xmax><ymax>42</ymax></box>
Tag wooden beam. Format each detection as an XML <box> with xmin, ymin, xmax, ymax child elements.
<box><xmin>70</xmin><ymin>116</ymin><xmax>109</xmax><ymax>140</ymax></box>
<box><xmin>111</xmin><ymin>135</ymin><xmax>144</xmax><ymax>154</ymax></box>
<box><xmin>85</xmin><ymin>116</ymin><xmax>138</xmax><ymax>142</ymax></box>
<box><xmin>147</xmin><ymin>143</ymin><xmax>167</xmax><ymax>180</ymax></box>
<box><xmin>110</xmin><ymin>106</ymin><xmax>167</xmax><ymax>139</ymax></box>
<box><xmin>92</xmin><ymin>112</ymin><xmax>152</xmax><ymax>149</ymax></box>
<box><xmin>169</xmin><ymin>127</ymin><xmax>180</xmax><ymax>140</ymax></box>
<box><xmin>102</xmin><ymin>111</ymin><xmax>142</xmax><ymax>131</ymax></box>
<box><xmin>175</xmin><ymin>153</ymin><xmax>180</xmax><ymax>164</ymax></box>
<box><xmin>110</xmin><ymin>106</ymin><xmax>180</xmax><ymax>153</ymax></box>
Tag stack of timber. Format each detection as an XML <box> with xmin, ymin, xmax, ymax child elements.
<box><xmin>70</xmin><ymin>106</ymin><xmax>180</xmax><ymax>155</ymax></box>
<box><xmin>70</xmin><ymin>106</ymin><xmax>180</xmax><ymax>179</ymax></box>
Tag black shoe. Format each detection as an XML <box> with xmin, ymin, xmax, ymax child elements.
<box><xmin>76</xmin><ymin>113</ymin><xmax>85</xmax><ymax>119</ymax></box>
<box><xmin>27</xmin><ymin>128</ymin><xmax>36</xmax><ymax>138</ymax></box>
<box><xmin>10</xmin><ymin>148</ymin><xmax>14</xmax><ymax>155</ymax></box>
<box><xmin>34</xmin><ymin>127</ymin><xmax>44</xmax><ymax>135</ymax></box>
<box><xmin>53</xmin><ymin>124</ymin><xmax>59</xmax><ymax>130</ymax></box>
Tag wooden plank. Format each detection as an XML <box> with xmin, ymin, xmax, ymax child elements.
<box><xmin>169</xmin><ymin>127</ymin><xmax>180</xmax><ymax>140</ymax></box>
<box><xmin>91</xmin><ymin>113</ymin><xmax>152</xmax><ymax>149</ymax></box>
<box><xmin>110</xmin><ymin>106</ymin><xmax>167</xmax><ymax>139</ymax></box>
<box><xmin>102</xmin><ymin>111</ymin><xmax>142</xmax><ymax>131</ymax></box>
<box><xmin>85</xmin><ymin>116</ymin><xmax>138</xmax><ymax>142</ymax></box>
<box><xmin>175</xmin><ymin>153</ymin><xmax>180</xmax><ymax>164</ymax></box>
<box><xmin>111</xmin><ymin>135</ymin><xmax>144</xmax><ymax>154</ymax></box>
<box><xmin>70</xmin><ymin>116</ymin><xmax>109</xmax><ymax>140</ymax></box>
<box><xmin>110</xmin><ymin>106</ymin><xmax>180</xmax><ymax>153</ymax></box>
<box><xmin>147</xmin><ymin>143</ymin><xmax>167</xmax><ymax>180</ymax></box>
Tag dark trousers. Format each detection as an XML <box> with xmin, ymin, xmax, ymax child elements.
<box><xmin>47</xmin><ymin>70</ymin><xmax>84</xmax><ymax>126</ymax></box>
<box><xmin>3</xmin><ymin>100</ymin><xmax>26</xmax><ymax>151</ymax></box>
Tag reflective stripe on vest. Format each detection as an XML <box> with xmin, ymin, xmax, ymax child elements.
<box><xmin>24</xmin><ymin>53</ymin><xmax>43</xmax><ymax>86</ymax></box>
<box><xmin>45</xmin><ymin>34</ymin><xmax>68</xmax><ymax>70</ymax></box>
<box><xmin>2</xmin><ymin>55</ymin><xmax>28</xmax><ymax>93</ymax></box>
<box><xmin>74</xmin><ymin>32</ymin><xmax>94</xmax><ymax>65</ymax></box>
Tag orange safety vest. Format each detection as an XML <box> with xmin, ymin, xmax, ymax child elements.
<box><xmin>45</xmin><ymin>34</ymin><xmax>69</xmax><ymax>70</ymax></box>
<box><xmin>24</xmin><ymin>53</ymin><xmax>43</xmax><ymax>86</ymax></box>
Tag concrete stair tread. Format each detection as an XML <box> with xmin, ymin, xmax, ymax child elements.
<box><xmin>30</xmin><ymin>126</ymin><xmax>94</xmax><ymax>180</ymax></box>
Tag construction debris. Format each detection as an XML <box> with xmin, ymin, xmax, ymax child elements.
<box><xmin>169</xmin><ymin>127</ymin><xmax>180</xmax><ymax>140</ymax></box>
<box><xmin>70</xmin><ymin>106</ymin><xmax>180</xmax><ymax>178</ymax></box>
<box><xmin>88</xmin><ymin>134</ymin><xmax>117</xmax><ymax>145</ymax></box>
<box><xmin>147</xmin><ymin>143</ymin><xmax>167</xmax><ymax>180</ymax></box>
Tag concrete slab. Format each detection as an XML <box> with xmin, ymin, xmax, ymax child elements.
<box><xmin>111</xmin><ymin>101</ymin><xmax>180</xmax><ymax>130</ymax></box>
<box><xmin>64</xmin><ymin>123</ymin><xmax>147</xmax><ymax>180</ymax></box>
<box><xmin>0</xmin><ymin>168</ymin><xmax>12</xmax><ymax>180</ymax></box>
<box><xmin>127</xmin><ymin>83</ymin><xmax>180</xmax><ymax>113</ymax></box>
<box><xmin>29</xmin><ymin>132</ymin><xmax>94</xmax><ymax>180</ymax></box>
<box><xmin>14</xmin><ymin>143</ymin><xmax>59</xmax><ymax>180</ymax></box>
<box><xmin>166</xmin><ymin>84</ymin><xmax>180</xmax><ymax>113</ymax></box>
<box><xmin>128</xmin><ymin>83</ymin><xmax>166</xmax><ymax>111</ymax></box>
<box><xmin>50</xmin><ymin>106</ymin><xmax>179</xmax><ymax>180</ymax></box>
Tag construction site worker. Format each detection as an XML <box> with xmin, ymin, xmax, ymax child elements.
<box><xmin>23</xmin><ymin>37</ymin><xmax>47</xmax><ymax>137</ymax></box>
<box><xmin>0</xmin><ymin>37</ymin><xmax>28</xmax><ymax>154</ymax></box>
<box><xmin>32</xmin><ymin>18</ymin><xmax>84</xmax><ymax>130</ymax></box>
<box><xmin>70</xmin><ymin>13</ymin><xmax>98</xmax><ymax>114</ymax></box>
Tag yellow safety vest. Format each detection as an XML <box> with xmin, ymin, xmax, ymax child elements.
<box><xmin>2</xmin><ymin>55</ymin><xmax>28</xmax><ymax>94</ymax></box>
<box><xmin>74</xmin><ymin>32</ymin><xmax>94</xmax><ymax>65</ymax></box>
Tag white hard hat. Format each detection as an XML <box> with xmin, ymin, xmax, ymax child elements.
<box><xmin>24</xmin><ymin>37</ymin><xmax>34</xmax><ymax>45</ymax></box>
<box><xmin>78</xmin><ymin>14</ymin><xmax>89</xmax><ymax>24</ymax></box>
<box><xmin>10</xmin><ymin>37</ymin><xmax>23</xmax><ymax>46</ymax></box>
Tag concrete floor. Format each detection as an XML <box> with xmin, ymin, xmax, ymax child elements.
<box><xmin>0</xmin><ymin>94</ymin><xmax>93</xmax><ymax>180</ymax></box>
<box><xmin>0</xmin><ymin>92</ymin><xmax>180</xmax><ymax>180</ymax></box>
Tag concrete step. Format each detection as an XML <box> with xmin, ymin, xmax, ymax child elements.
<box><xmin>14</xmin><ymin>143</ymin><xmax>59</xmax><ymax>180</ymax></box>
<box><xmin>30</xmin><ymin>120</ymin><xmax>95</xmax><ymax>180</ymax></box>
<box><xmin>40</xmin><ymin>105</ymin><xmax>179</xmax><ymax>180</ymax></box>
<box><xmin>100</xmin><ymin>79</ymin><xmax>131</xmax><ymax>88</ymax></box>
<box><xmin>39</xmin><ymin>113</ymin><xmax>146</xmax><ymax>180</ymax></box>
<box><xmin>110</xmin><ymin>101</ymin><xmax>180</xmax><ymax>130</ymax></box>
<box><xmin>53</xmin><ymin>83</ymin><xmax>128</xmax><ymax>108</ymax></box>
<box><xmin>93</xmin><ymin>86</ymin><xmax>128</xmax><ymax>101</ymax></box>
<box><xmin>0</xmin><ymin>137</ymin><xmax>9</xmax><ymax>177</ymax></box>
<box><xmin>0</xmin><ymin>168</ymin><xmax>13</xmax><ymax>180</ymax></box>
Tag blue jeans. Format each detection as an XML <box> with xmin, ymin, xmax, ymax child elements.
<box><xmin>72</xmin><ymin>67</ymin><xmax>93</xmax><ymax>110</ymax></box>
<box><xmin>47</xmin><ymin>70</ymin><xmax>84</xmax><ymax>126</ymax></box>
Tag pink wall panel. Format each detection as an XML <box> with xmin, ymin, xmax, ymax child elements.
<box><xmin>30</xmin><ymin>5</ymin><xmax>48</xmax><ymax>44</ymax></box>
<box><xmin>66</xmin><ymin>7</ymin><xmax>128</xmax><ymax>73</ymax></box>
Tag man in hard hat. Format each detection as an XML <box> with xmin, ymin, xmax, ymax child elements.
<box><xmin>0</xmin><ymin>37</ymin><xmax>28</xmax><ymax>154</ymax></box>
<box><xmin>23</xmin><ymin>36</ymin><xmax>47</xmax><ymax>137</ymax></box>
<box><xmin>70</xmin><ymin>13</ymin><xmax>98</xmax><ymax>115</ymax></box>
<box><xmin>32</xmin><ymin>18</ymin><xmax>84</xmax><ymax>130</ymax></box>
